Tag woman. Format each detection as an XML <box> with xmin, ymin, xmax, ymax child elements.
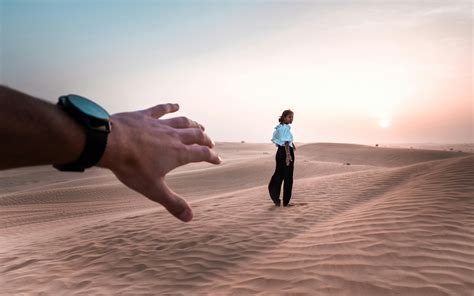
<box><xmin>268</xmin><ymin>109</ymin><xmax>296</xmax><ymax>207</ymax></box>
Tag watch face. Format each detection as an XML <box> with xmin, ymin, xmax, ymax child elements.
<box><xmin>66</xmin><ymin>95</ymin><xmax>109</xmax><ymax>120</ymax></box>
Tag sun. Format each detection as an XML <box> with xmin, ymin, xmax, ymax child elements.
<box><xmin>378</xmin><ymin>118</ymin><xmax>391</xmax><ymax>128</ymax></box>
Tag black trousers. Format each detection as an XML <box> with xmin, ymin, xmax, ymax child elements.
<box><xmin>268</xmin><ymin>145</ymin><xmax>294</xmax><ymax>206</ymax></box>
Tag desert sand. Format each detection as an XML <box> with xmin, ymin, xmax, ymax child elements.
<box><xmin>1</xmin><ymin>142</ymin><xmax>473</xmax><ymax>295</ymax></box>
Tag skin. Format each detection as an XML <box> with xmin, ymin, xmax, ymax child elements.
<box><xmin>282</xmin><ymin>113</ymin><xmax>295</xmax><ymax>166</ymax></box>
<box><xmin>0</xmin><ymin>85</ymin><xmax>221</xmax><ymax>222</ymax></box>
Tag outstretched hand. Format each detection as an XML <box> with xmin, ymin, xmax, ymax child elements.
<box><xmin>99</xmin><ymin>103</ymin><xmax>221</xmax><ymax>222</ymax></box>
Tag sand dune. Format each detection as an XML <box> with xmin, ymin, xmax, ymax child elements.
<box><xmin>298</xmin><ymin>143</ymin><xmax>470</xmax><ymax>167</ymax></box>
<box><xmin>1</xmin><ymin>143</ymin><xmax>473</xmax><ymax>295</ymax></box>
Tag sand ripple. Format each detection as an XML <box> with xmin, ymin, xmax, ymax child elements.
<box><xmin>1</xmin><ymin>143</ymin><xmax>473</xmax><ymax>295</ymax></box>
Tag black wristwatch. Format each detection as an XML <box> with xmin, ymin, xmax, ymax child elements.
<box><xmin>53</xmin><ymin>95</ymin><xmax>111</xmax><ymax>172</ymax></box>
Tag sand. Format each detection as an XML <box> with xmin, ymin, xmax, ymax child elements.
<box><xmin>1</xmin><ymin>142</ymin><xmax>473</xmax><ymax>295</ymax></box>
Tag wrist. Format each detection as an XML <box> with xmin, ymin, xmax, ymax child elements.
<box><xmin>54</xmin><ymin>105</ymin><xmax>87</xmax><ymax>164</ymax></box>
<box><xmin>53</xmin><ymin>94</ymin><xmax>112</xmax><ymax>172</ymax></box>
<box><xmin>97</xmin><ymin>114</ymin><xmax>133</xmax><ymax>174</ymax></box>
<box><xmin>97</xmin><ymin>116</ymin><xmax>120</xmax><ymax>170</ymax></box>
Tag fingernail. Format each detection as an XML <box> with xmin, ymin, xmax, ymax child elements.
<box><xmin>211</xmin><ymin>139</ymin><xmax>215</xmax><ymax>146</ymax></box>
<box><xmin>218</xmin><ymin>155</ymin><xmax>223</xmax><ymax>162</ymax></box>
<box><xmin>178</xmin><ymin>208</ymin><xmax>192</xmax><ymax>222</ymax></box>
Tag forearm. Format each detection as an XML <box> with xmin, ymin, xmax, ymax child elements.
<box><xmin>284</xmin><ymin>141</ymin><xmax>290</xmax><ymax>156</ymax></box>
<box><xmin>0</xmin><ymin>86</ymin><xmax>85</xmax><ymax>169</ymax></box>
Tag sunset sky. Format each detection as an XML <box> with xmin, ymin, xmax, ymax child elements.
<box><xmin>1</xmin><ymin>0</ymin><xmax>472</xmax><ymax>144</ymax></box>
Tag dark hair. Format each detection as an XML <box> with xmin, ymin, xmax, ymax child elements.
<box><xmin>278</xmin><ymin>109</ymin><xmax>294</xmax><ymax>123</ymax></box>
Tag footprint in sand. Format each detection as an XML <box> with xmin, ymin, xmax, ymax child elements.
<box><xmin>268</xmin><ymin>202</ymin><xmax>308</xmax><ymax>210</ymax></box>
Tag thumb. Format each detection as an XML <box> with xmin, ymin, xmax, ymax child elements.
<box><xmin>156</xmin><ymin>180</ymin><xmax>193</xmax><ymax>222</ymax></box>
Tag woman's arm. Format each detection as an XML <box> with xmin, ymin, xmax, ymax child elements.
<box><xmin>284</xmin><ymin>141</ymin><xmax>292</xmax><ymax>166</ymax></box>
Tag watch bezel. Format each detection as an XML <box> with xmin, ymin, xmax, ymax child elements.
<box><xmin>59</xmin><ymin>95</ymin><xmax>111</xmax><ymax>133</ymax></box>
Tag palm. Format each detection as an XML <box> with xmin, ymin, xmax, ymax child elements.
<box><xmin>104</xmin><ymin>103</ymin><xmax>221</xmax><ymax>222</ymax></box>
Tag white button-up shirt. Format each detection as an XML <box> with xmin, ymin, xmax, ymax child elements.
<box><xmin>271</xmin><ymin>123</ymin><xmax>294</xmax><ymax>148</ymax></box>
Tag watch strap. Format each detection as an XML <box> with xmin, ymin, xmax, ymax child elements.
<box><xmin>54</xmin><ymin>128</ymin><xmax>108</xmax><ymax>172</ymax></box>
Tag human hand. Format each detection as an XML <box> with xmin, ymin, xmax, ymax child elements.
<box><xmin>99</xmin><ymin>103</ymin><xmax>221</xmax><ymax>222</ymax></box>
<box><xmin>286</xmin><ymin>154</ymin><xmax>292</xmax><ymax>166</ymax></box>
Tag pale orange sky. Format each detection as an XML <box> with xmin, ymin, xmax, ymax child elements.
<box><xmin>1</xmin><ymin>1</ymin><xmax>472</xmax><ymax>144</ymax></box>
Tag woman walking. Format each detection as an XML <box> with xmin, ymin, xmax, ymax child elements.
<box><xmin>268</xmin><ymin>109</ymin><xmax>296</xmax><ymax>207</ymax></box>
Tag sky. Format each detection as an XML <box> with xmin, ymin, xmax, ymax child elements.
<box><xmin>1</xmin><ymin>0</ymin><xmax>472</xmax><ymax>144</ymax></box>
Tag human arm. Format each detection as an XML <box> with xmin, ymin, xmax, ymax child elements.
<box><xmin>0</xmin><ymin>85</ymin><xmax>221</xmax><ymax>222</ymax></box>
<box><xmin>277</xmin><ymin>124</ymin><xmax>293</xmax><ymax>166</ymax></box>
<box><xmin>0</xmin><ymin>86</ymin><xmax>87</xmax><ymax>168</ymax></box>
<box><xmin>284</xmin><ymin>141</ymin><xmax>292</xmax><ymax>166</ymax></box>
